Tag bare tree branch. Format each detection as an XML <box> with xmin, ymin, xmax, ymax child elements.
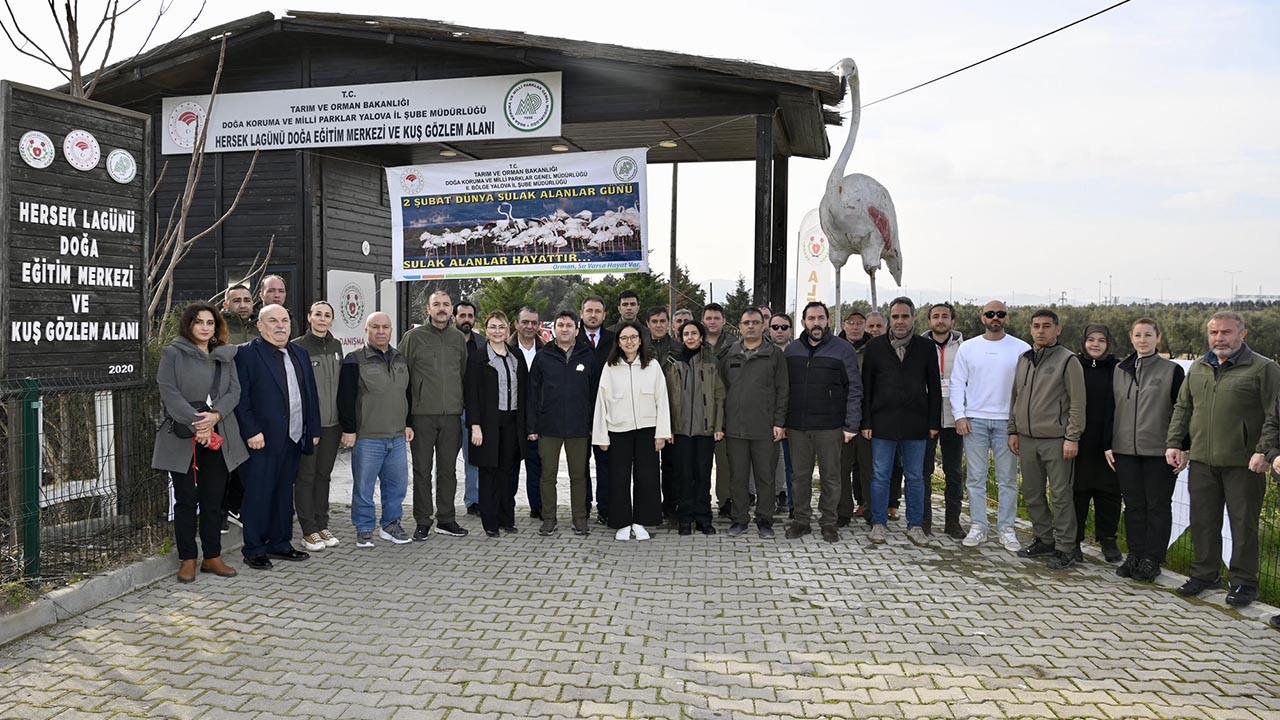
<box><xmin>48</xmin><ymin>1</ymin><xmax>73</xmax><ymax>63</ymax></box>
<box><xmin>77</xmin><ymin>0</ymin><xmax>115</xmax><ymax>60</ymax></box>
<box><xmin>146</xmin><ymin>160</ymin><xmax>168</xmax><ymax>200</ymax></box>
<box><xmin>186</xmin><ymin>150</ymin><xmax>257</xmax><ymax>246</ymax></box>
<box><xmin>148</xmin><ymin>36</ymin><xmax>258</xmax><ymax>332</ymax></box>
<box><xmin>129</xmin><ymin>0</ymin><xmax>203</xmax><ymax>67</ymax></box>
<box><xmin>1</xmin><ymin>1</ymin><xmax>73</xmax><ymax>75</ymax></box>
<box><xmin>61</xmin><ymin>1</ymin><xmax>82</xmax><ymax>94</ymax></box>
<box><xmin>81</xmin><ymin>0</ymin><xmax>119</xmax><ymax>97</ymax></box>
<box><xmin>208</xmin><ymin>235</ymin><xmax>274</xmax><ymax>307</ymax></box>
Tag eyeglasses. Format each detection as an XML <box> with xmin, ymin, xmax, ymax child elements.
<box><xmin>618</xmin><ymin>335</ymin><xmax>641</xmax><ymax>342</ymax></box>
<box><xmin>770</xmin><ymin>324</ymin><xmax>791</xmax><ymax>331</ymax></box>
<box><xmin>741</xmin><ymin>319</ymin><xmax>762</xmax><ymax>326</ymax></box>
<box><xmin>983</xmin><ymin>311</ymin><xmax>1008</xmax><ymax>319</ymax></box>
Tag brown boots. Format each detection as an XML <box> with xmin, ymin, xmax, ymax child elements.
<box><xmin>177</xmin><ymin>557</ymin><xmax>237</xmax><ymax>583</ymax></box>
<box><xmin>200</xmin><ymin>557</ymin><xmax>238</xmax><ymax>577</ymax></box>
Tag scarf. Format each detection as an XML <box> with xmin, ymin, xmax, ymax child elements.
<box><xmin>890</xmin><ymin>333</ymin><xmax>912</xmax><ymax>361</ymax></box>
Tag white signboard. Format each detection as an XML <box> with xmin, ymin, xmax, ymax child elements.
<box><xmin>161</xmin><ymin>72</ymin><xmax>561</xmax><ymax>155</ymax></box>
<box><xmin>388</xmin><ymin>148</ymin><xmax>648</xmax><ymax>281</ymax></box>
<box><xmin>327</xmin><ymin>269</ymin><xmax>378</xmax><ymax>355</ymax></box>
<box><xmin>794</xmin><ymin>208</ymin><xmax>833</xmax><ymax>313</ymax></box>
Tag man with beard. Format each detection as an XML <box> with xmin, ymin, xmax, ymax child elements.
<box><xmin>222</xmin><ymin>284</ymin><xmax>258</xmax><ymax>344</ymax></box>
<box><xmin>861</xmin><ymin>297</ymin><xmax>941</xmax><ymax>547</ymax></box>
<box><xmin>454</xmin><ymin>300</ymin><xmax>483</xmax><ymax>515</ymax></box>
<box><xmin>1168</xmin><ymin>311</ymin><xmax>1280</xmax><ymax>607</ymax></box>
<box><xmin>783</xmin><ymin>302</ymin><xmax>861</xmax><ymax>543</ymax></box>
<box><xmin>951</xmin><ymin>301</ymin><xmax>1029</xmax><ymax>551</ymax></box>
<box><xmin>923</xmin><ymin>302</ymin><xmax>965</xmax><ymax>539</ymax></box>
<box><xmin>401</xmin><ymin>290</ymin><xmax>470</xmax><ymax>539</ymax></box>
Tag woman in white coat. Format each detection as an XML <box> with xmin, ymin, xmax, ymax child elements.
<box><xmin>593</xmin><ymin>321</ymin><xmax>672</xmax><ymax>540</ymax></box>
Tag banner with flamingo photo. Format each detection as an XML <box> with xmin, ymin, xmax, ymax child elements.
<box><xmin>388</xmin><ymin>148</ymin><xmax>647</xmax><ymax>281</ymax></box>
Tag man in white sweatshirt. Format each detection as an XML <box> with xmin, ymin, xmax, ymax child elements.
<box><xmin>950</xmin><ymin>300</ymin><xmax>1030</xmax><ymax>551</ymax></box>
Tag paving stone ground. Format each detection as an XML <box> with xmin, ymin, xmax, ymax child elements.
<box><xmin>4</xmin><ymin>451</ymin><xmax>1280</xmax><ymax>719</ymax></box>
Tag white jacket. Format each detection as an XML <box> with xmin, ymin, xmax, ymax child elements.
<box><xmin>592</xmin><ymin>356</ymin><xmax>672</xmax><ymax>445</ymax></box>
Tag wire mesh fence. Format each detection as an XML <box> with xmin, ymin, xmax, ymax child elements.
<box><xmin>1</xmin><ymin>377</ymin><xmax>169</xmax><ymax>602</ymax></box>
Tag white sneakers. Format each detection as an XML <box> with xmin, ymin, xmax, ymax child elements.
<box><xmin>961</xmin><ymin>526</ymin><xmax>1021</xmax><ymax>552</ymax></box>
<box><xmin>318</xmin><ymin>529</ymin><xmax>339</xmax><ymax>547</ymax></box>
<box><xmin>301</xmin><ymin>533</ymin><xmax>326</xmax><ymax>551</ymax></box>
<box><xmin>615</xmin><ymin>524</ymin><xmax>651</xmax><ymax>541</ymax></box>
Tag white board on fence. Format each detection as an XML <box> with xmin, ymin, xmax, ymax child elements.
<box><xmin>1166</xmin><ymin>358</ymin><xmax>1232</xmax><ymax>566</ymax></box>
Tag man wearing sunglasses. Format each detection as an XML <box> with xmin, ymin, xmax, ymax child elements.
<box><xmin>950</xmin><ymin>301</ymin><xmax>1030</xmax><ymax>551</ymax></box>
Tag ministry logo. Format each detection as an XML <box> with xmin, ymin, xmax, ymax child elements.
<box><xmin>340</xmin><ymin>283</ymin><xmax>365</xmax><ymax>329</ymax></box>
<box><xmin>504</xmin><ymin>78</ymin><xmax>554</xmax><ymax>132</ymax></box>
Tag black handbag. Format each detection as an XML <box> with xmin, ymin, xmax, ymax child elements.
<box><xmin>169</xmin><ymin>362</ymin><xmax>222</xmax><ymax>439</ymax></box>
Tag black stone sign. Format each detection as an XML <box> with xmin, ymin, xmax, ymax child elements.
<box><xmin>0</xmin><ymin>81</ymin><xmax>149</xmax><ymax>386</ymax></box>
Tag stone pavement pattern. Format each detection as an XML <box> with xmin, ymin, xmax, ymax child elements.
<box><xmin>4</xmin><ymin>455</ymin><xmax>1280</xmax><ymax>719</ymax></box>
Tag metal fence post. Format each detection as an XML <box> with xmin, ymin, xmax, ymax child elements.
<box><xmin>21</xmin><ymin>378</ymin><xmax>41</xmax><ymax>586</ymax></box>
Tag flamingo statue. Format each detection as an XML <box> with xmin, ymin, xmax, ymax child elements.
<box><xmin>818</xmin><ymin>57</ymin><xmax>902</xmax><ymax>309</ymax></box>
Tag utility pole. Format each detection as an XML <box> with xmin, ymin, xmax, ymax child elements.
<box><xmin>949</xmin><ymin>275</ymin><xmax>953</xmax><ymax>303</ymax></box>
<box><xmin>1108</xmin><ymin>274</ymin><xmax>1113</xmax><ymax>306</ymax></box>
<box><xmin>1156</xmin><ymin>277</ymin><xmax>1170</xmax><ymax>304</ymax></box>
<box><xmin>1225</xmin><ymin>270</ymin><xmax>1240</xmax><ymax>307</ymax></box>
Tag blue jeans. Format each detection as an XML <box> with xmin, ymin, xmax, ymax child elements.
<box><xmin>963</xmin><ymin>417</ymin><xmax>1020</xmax><ymax>532</ymax></box>
<box><xmin>462</xmin><ymin>414</ymin><xmax>479</xmax><ymax>506</ymax></box>
<box><xmin>352</xmin><ymin>435</ymin><xmax>408</xmax><ymax>533</ymax></box>
<box><xmin>871</xmin><ymin>438</ymin><xmax>927</xmax><ymax>527</ymax></box>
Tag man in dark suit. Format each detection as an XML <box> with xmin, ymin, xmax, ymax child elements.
<box><xmin>235</xmin><ymin>304</ymin><xmax>322</xmax><ymax>570</ymax></box>
<box><xmin>577</xmin><ymin>296</ymin><xmax>614</xmax><ymax>524</ymax></box>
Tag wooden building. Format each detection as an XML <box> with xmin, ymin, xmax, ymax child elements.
<box><xmin>86</xmin><ymin>11</ymin><xmax>843</xmax><ymax>321</ymax></box>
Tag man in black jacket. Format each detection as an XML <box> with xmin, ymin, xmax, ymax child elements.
<box><xmin>862</xmin><ymin>297</ymin><xmax>942</xmax><ymax>546</ymax></box>
<box><xmin>783</xmin><ymin>301</ymin><xmax>862</xmax><ymax>543</ymax></box>
<box><xmin>531</xmin><ymin>310</ymin><xmax>596</xmax><ymax>536</ymax></box>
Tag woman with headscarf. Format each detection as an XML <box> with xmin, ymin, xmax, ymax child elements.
<box><xmin>663</xmin><ymin>320</ymin><xmax>725</xmax><ymax>535</ymax></box>
<box><xmin>1075</xmin><ymin>323</ymin><xmax>1122</xmax><ymax>562</ymax></box>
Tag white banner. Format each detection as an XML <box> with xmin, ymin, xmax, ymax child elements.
<box><xmin>327</xmin><ymin>270</ymin><xmax>378</xmax><ymax>355</ymax></box>
<box><xmin>161</xmin><ymin>72</ymin><xmax>561</xmax><ymax>155</ymax></box>
<box><xmin>388</xmin><ymin>148</ymin><xmax>648</xmax><ymax>281</ymax></box>
<box><xmin>794</xmin><ymin>208</ymin><xmax>833</xmax><ymax>313</ymax></box>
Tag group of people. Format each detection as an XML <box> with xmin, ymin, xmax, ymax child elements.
<box><xmin>153</xmin><ymin>280</ymin><xmax>1280</xmax><ymax>627</ymax></box>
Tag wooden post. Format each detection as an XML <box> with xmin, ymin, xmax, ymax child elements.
<box><xmin>754</xmin><ymin>114</ymin><xmax>773</xmax><ymax>306</ymax></box>
<box><xmin>770</xmin><ymin>156</ymin><xmax>788</xmax><ymax>313</ymax></box>
<box><xmin>669</xmin><ymin>162</ymin><xmax>678</xmax><ymax>313</ymax></box>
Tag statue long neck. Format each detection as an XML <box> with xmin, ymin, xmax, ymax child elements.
<box><xmin>827</xmin><ymin>74</ymin><xmax>860</xmax><ymax>193</ymax></box>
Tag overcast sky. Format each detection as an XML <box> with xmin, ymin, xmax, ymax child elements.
<box><xmin>4</xmin><ymin>0</ymin><xmax>1276</xmax><ymax>305</ymax></box>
